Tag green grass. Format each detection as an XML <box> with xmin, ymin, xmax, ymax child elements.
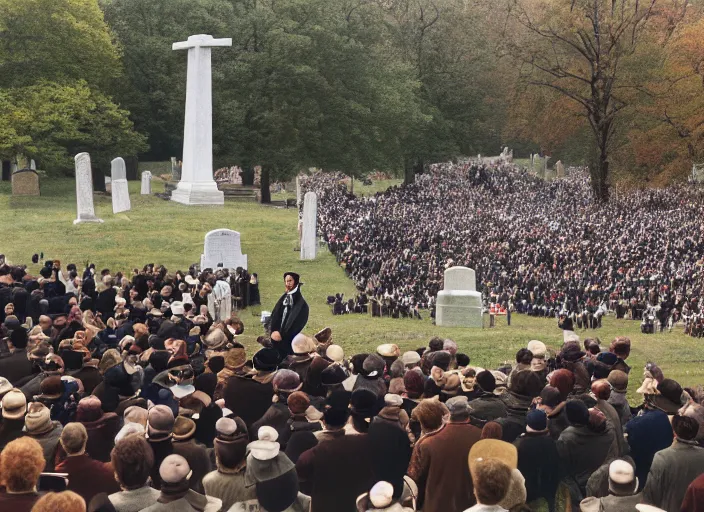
<box><xmin>2</xmin><ymin>179</ymin><xmax>703</xmax><ymax>402</ymax></box>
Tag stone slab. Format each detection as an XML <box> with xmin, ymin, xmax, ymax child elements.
<box><xmin>74</xmin><ymin>153</ymin><xmax>103</xmax><ymax>224</ymax></box>
<box><xmin>141</xmin><ymin>171</ymin><xmax>152</xmax><ymax>195</ymax></box>
<box><xmin>436</xmin><ymin>290</ymin><xmax>483</xmax><ymax>327</ymax></box>
<box><xmin>443</xmin><ymin>266</ymin><xmax>476</xmax><ymax>292</ymax></box>
<box><xmin>300</xmin><ymin>191</ymin><xmax>317</xmax><ymax>260</ymax></box>
<box><xmin>200</xmin><ymin>228</ymin><xmax>248</xmax><ymax>270</ymax></box>
<box><xmin>11</xmin><ymin>169</ymin><xmax>40</xmax><ymax>196</ymax></box>
<box><xmin>111</xmin><ymin>157</ymin><xmax>131</xmax><ymax>214</ymax></box>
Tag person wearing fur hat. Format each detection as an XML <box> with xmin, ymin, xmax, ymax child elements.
<box><xmin>606</xmin><ymin>370</ymin><xmax>632</xmax><ymax>429</ymax></box>
<box><xmin>468</xmin><ymin>371</ymin><xmax>508</xmax><ymax>422</ymax></box>
<box><xmin>203</xmin><ymin>417</ymin><xmax>256</xmax><ymax>510</ymax></box>
<box><xmin>0</xmin><ymin>437</ymin><xmax>45</xmax><ymax>512</ymax></box>
<box><xmin>280</xmin><ymin>333</ymin><xmax>317</xmax><ymax>382</ymax></box>
<box><xmin>579</xmin><ymin>459</ymin><xmax>642</xmax><ymax>512</ymax></box>
<box><xmin>108</xmin><ymin>433</ymin><xmax>161</xmax><ymax>512</ymax></box>
<box><xmin>514</xmin><ymin>409</ymin><xmax>560</xmax><ymax>511</ymax></box>
<box><xmin>224</xmin><ymin>347</ymin><xmax>278</xmax><ymax>427</ymax></box>
<box><xmin>278</xmin><ymin>391</ymin><xmax>322</xmax><ymax>449</ymax></box>
<box><xmin>250</xmin><ymin>369</ymin><xmax>303</xmax><ymax>440</ymax></box>
<box><xmin>56</xmin><ymin>422</ymin><xmax>121</xmax><ymax>504</ymax></box>
<box><xmin>24</xmin><ymin>402</ymin><xmax>63</xmax><ymax>471</ymax></box>
<box><xmin>269</xmin><ymin>272</ymin><xmax>310</xmax><ymax>361</ymax></box>
<box><xmin>356</xmin><ymin>481</ymin><xmax>415</xmax><ymax>512</ymax></box>
<box><xmin>557</xmin><ymin>402</ymin><xmax>618</xmax><ymax>502</ymax></box>
<box><xmin>408</xmin><ymin>395</ymin><xmax>482</xmax><ymax>512</ymax></box>
<box><xmin>642</xmin><ymin>414</ymin><xmax>704</xmax><ymax>512</ymax></box>
<box><xmin>496</xmin><ymin>370</ymin><xmax>543</xmax><ymax>442</ymax></box>
<box><xmin>142</xmin><ymin>454</ymin><xmax>222</xmax><ymax>512</ymax></box>
<box><xmin>213</xmin><ymin>346</ymin><xmax>248</xmax><ymax>400</ymax></box>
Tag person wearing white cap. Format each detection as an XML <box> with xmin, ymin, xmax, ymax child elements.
<box><xmin>579</xmin><ymin>459</ymin><xmax>642</xmax><ymax>512</ymax></box>
<box><xmin>356</xmin><ymin>481</ymin><xmax>415</xmax><ymax>511</ymax></box>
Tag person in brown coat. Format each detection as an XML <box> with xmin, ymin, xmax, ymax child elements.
<box><xmin>223</xmin><ymin>347</ymin><xmax>278</xmax><ymax>427</ymax></box>
<box><xmin>407</xmin><ymin>396</ymin><xmax>483</xmax><ymax>512</ymax></box>
<box><xmin>55</xmin><ymin>423</ymin><xmax>120</xmax><ymax>505</ymax></box>
<box><xmin>75</xmin><ymin>395</ymin><xmax>120</xmax><ymax>462</ymax></box>
<box><xmin>171</xmin><ymin>415</ymin><xmax>212</xmax><ymax>494</ymax></box>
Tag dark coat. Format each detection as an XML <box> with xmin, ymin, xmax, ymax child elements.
<box><xmin>269</xmin><ymin>289</ymin><xmax>309</xmax><ymax>359</ymax></box>
<box><xmin>642</xmin><ymin>441</ymin><xmax>704</xmax><ymax>512</ymax></box>
<box><xmin>0</xmin><ymin>418</ymin><xmax>25</xmax><ymax>451</ymax></box>
<box><xmin>514</xmin><ymin>431</ymin><xmax>561</xmax><ymax>509</ymax></box>
<box><xmin>296</xmin><ymin>433</ymin><xmax>376</xmax><ymax>512</ymax></box>
<box><xmin>625</xmin><ymin>409</ymin><xmax>674</xmax><ymax>490</ymax></box>
<box><xmin>496</xmin><ymin>391</ymin><xmax>532</xmax><ymax>443</ymax></box>
<box><xmin>468</xmin><ymin>391</ymin><xmax>508</xmax><ymax>422</ymax></box>
<box><xmin>557</xmin><ymin>425</ymin><xmax>617</xmax><ymax>493</ymax></box>
<box><xmin>407</xmin><ymin>421</ymin><xmax>482</xmax><ymax>512</ymax></box>
<box><xmin>68</xmin><ymin>366</ymin><xmax>102</xmax><ymax>395</ymax></box>
<box><xmin>147</xmin><ymin>438</ymin><xmax>174</xmax><ymax>490</ymax></box>
<box><xmin>56</xmin><ymin>454</ymin><xmax>120</xmax><ymax>505</ymax></box>
<box><xmin>0</xmin><ymin>351</ymin><xmax>34</xmax><ymax>386</ymax></box>
<box><xmin>547</xmin><ymin>402</ymin><xmax>571</xmax><ymax>440</ymax></box>
<box><xmin>172</xmin><ymin>439</ymin><xmax>213</xmax><ymax>494</ymax></box>
<box><xmin>26</xmin><ymin>422</ymin><xmax>63</xmax><ymax>472</ymax></box>
<box><xmin>80</xmin><ymin>412</ymin><xmax>120</xmax><ymax>462</ymax></box>
<box><xmin>223</xmin><ymin>373</ymin><xmax>275</xmax><ymax>427</ymax></box>
<box><xmin>249</xmin><ymin>402</ymin><xmax>291</xmax><ymax>441</ymax></box>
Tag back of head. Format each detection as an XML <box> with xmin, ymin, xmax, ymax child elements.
<box><xmin>61</xmin><ymin>422</ymin><xmax>89</xmax><ymax>455</ymax></box>
<box><xmin>256</xmin><ymin>468</ymin><xmax>299</xmax><ymax>512</ymax></box>
<box><xmin>591</xmin><ymin>379</ymin><xmax>611</xmax><ymax>400</ymax></box>
<box><xmin>672</xmin><ymin>414</ymin><xmax>699</xmax><ymax>441</ymax></box>
<box><xmin>0</xmin><ymin>437</ymin><xmax>45</xmax><ymax>492</ymax></box>
<box><xmin>31</xmin><ymin>491</ymin><xmax>85</xmax><ymax>512</ymax></box>
<box><xmin>610</xmin><ymin>337</ymin><xmax>631</xmax><ymax>359</ymax></box>
<box><xmin>111</xmin><ymin>433</ymin><xmax>154</xmax><ymax>490</ymax></box>
<box><xmin>516</xmin><ymin>348</ymin><xmax>533</xmax><ymax>365</ymax></box>
<box><xmin>411</xmin><ymin>399</ymin><xmax>446</xmax><ymax>432</ymax></box>
<box><xmin>472</xmin><ymin>458</ymin><xmax>512</xmax><ymax>505</ymax></box>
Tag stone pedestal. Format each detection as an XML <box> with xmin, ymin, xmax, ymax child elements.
<box><xmin>436</xmin><ymin>266</ymin><xmax>483</xmax><ymax>328</ymax></box>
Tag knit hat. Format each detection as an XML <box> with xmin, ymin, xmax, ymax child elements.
<box><xmin>539</xmin><ymin>386</ymin><xmax>562</xmax><ymax>408</ymax></box>
<box><xmin>404</xmin><ymin>369</ymin><xmax>425</xmax><ymax>398</ymax></box>
<box><xmin>468</xmin><ymin>439</ymin><xmax>518</xmax><ymax>476</ymax></box>
<box><xmin>253</xmin><ymin>347</ymin><xmax>279</xmax><ymax>372</ymax></box>
<box><xmin>249</xmin><ymin>426</ymin><xmax>281</xmax><ymax>460</ymax></box>
<box><xmin>476</xmin><ymin>370</ymin><xmax>496</xmax><ymax>393</ymax></box>
<box><xmin>291</xmin><ymin>333</ymin><xmax>317</xmax><ymax>355</ymax></box>
<box><xmin>115</xmin><ymin>422</ymin><xmax>145</xmax><ymax>443</ymax></box>
<box><xmin>608</xmin><ymin>459</ymin><xmax>638</xmax><ymax>496</ymax></box>
<box><xmin>147</xmin><ymin>404</ymin><xmax>175</xmax><ymax>439</ymax></box>
<box><xmin>608</xmin><ymin>370</ymin><xmax>629</xmax><ymax>393</ymax></box>
<box><xmin>565</xmin><ymin>400</ymin><xmax>590</xmax><ymax>426</ymax></box>
<box><xmin>245</xmin><ymin>427</ymin><xmax>296</xmax><ymax>486</ymax></box>
<box><xmin>39</xmin><ymin>376</ymin><xmax>64</xmax><ymax>400</ymax></box>
<box><xmin>160</xmin><ymin>454</ymin><xmax>192</xmax><ymax>484</ymax></box>
<box><xmin>123</xmin><ymin>405</ymin><xmax>148</xmax><ymax>427</ymax></box>
<box><xmin>401</xmin><ymin>351</ymin><xmax>421</xmax><ymax>367</ymax></box>
<box><xmin>287</xmin><ymin>391</ymin><xmax>310</xmax><ymax>414</ymax></box>
<box><xmin>526</xmin><ymin>409</ymin><xmax>548</xmax><ymax>433</ymax></box>
<box><xmin>321</xmin><ymin>364</ymin><xmax>347</xmax><ymax>386</ymax></box>
<box><xmin>214</xmin><ymin>417</ymin><xmax>249</xmax><ymax>469</ymax></box>
<box><xmin>173</xmin><ymin>415</ymin><xmax>196</xmax><ymax>441</ymax></box>
<box><xmin>446</xmin><ymin>395</ymin><xmax>471</xmax><ymax>419</ymax></box>
<box><xmin>273</xmin><ymin>370</ymin><xmax>302</xmax><ymax>394</ymax></box>
<box><xmin>326</xmin><ymin>344</ymin><xmax>344</xmax><ymax>363</ymax></box>
<box><xmin>363</xmin><ymin>354</ymin><xmax>385</xmax><ymax>377</ymax></box>
<box><xmin>376</xmin><ymin>344</ymin><xmax>400</xmax><ymax>358</ymax></box>
<box><xmin>76</xmin><ymin>396</ymin><xmax>103</xmax><ymax>423</ymax></box>
<box><xmin>24</xmin><ymin>402</ymin><xmax>52</xmax><ymax>435</ymax></box>
<box><xmin>360</xmin><ymin>481</ymin><xmax>395</xmax><ymax>510</ymax></box>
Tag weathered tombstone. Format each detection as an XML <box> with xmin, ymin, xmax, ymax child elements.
<box><xmin>296</xmin><ymin>176</ymin><xmax>302</xmax><ymax>207</ymax></box>
<box><xmin>171</xmin><ymin>157</ymin><xmax>182</xmax><ymax>181</ymax></box>
<box><xmin>300</xmin><ymin>191</ymin><xmax>318</xmax><ymax>260</ymax></box>
<box><xmin>74</xmin><ymin>153</ymin><xmax>103</xmax><ymax>224</ymax></box>
<box><xmin>141</xmin><ymin>171</ymin><xmax>152</xmax><ymax>195</ymax></box>
<box><xmin>11</xmin><ymin>169</ymin><xmax>40</xmax><ymax>196</ymax></box>
<box><xmin>200</xmin><ymin>229</ymin><xmax>248</xmax><ymax>270</ymax></box>
<box><xmin>556</xmin><ymin>160</ymin><xmax>565</xmax><ymax>178</ymax></box>
<box><xmin>435</xmin><ymin>266</ymin><xmax>483</xmax><ymax>328</ymax></box>
<box><xmin>30</xmin><ymin>159</ymin><xmax>36</xmax><ymax>171</ymax></box>
<box><xmin>105</xmin><ymin>176</ymin><xmax>112</xmax><ymax>193</ymax></box>
<box><xmin>111</xmin><ymin>157</ymin><xmax>131</xmax><ymax>214</ymax></box>
<box><xmin>171</xmin><ymin>34</ymin><xmax>231</xmax><ymax>206</ymax></box>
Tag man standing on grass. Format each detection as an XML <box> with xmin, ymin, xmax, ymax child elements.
<box><xmin>269</xmin><ymin>272</ymin><xmax>309</xmax><ymax>361</ymax></box>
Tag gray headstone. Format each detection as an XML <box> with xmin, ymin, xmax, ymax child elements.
<box><xmin>105</xmin><ymin>176</ymin><xmax>112</xmax><ymax>193</ymax></box>
<box><xmin>74</xmin><ymin>153</ymin><xmax>103</xmax><ymax>224</ymax></box>
<box><xmin>296</xmin><ymin>176</ymin><xmax>302</xmax><ymax>207</ymax></box>
<box><xmin>300</xmin><ymin>191</ymin><xmax>318</xmax><ymax>260</ymax></box>
<box><xmin>111</xmin><ymin>157</ymin><xmax>131</xmax><ymax>214</ymax></box>
<box><xmin>141</xmin><ymin>171</ymin><xmax>152</xmax><ymax>195</ymax></box>
<box><xmin>12</xmin><ymin>169</ymin><xmax>40</xmax><ymax>196</ymax></box>
<box><xmin>30</xmin><ymin>159</ymin><xmax>36</xmax><ymax>171</ymax></box>
<box><xmin>200</xmin><ymin>229</ymin><xmax>248</xmax><ymax>270</ymax></box>
<box><xmin>435</xmin><ymin>266</ymin><xmax>483</xmax><ymax>328</ymax></box>
<box><xmin>556</xmin><ymin>160</ymin><xmax>565</xmax><ymax>178</ymax></box>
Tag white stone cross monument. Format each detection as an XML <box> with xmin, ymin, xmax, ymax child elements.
<box><xmin>74</xmin><ymin>153</ymin><xmax>103</xmax><ymax>224</ymax></box>
<box><xmin>171</xmin><ymin>34</ymin><xmax>231</xmax><ymax>206</ymax></box>
<box><xmin>200</xmin><ymin>229</ymin><xmax>248</xmax><ymax>270</ymax></box>
<box><xmin>300</xmin><ymin>191</ymin><xmax>318</xmax><ymax>260</ymax></box>
<box><xmin>141</xmin><ymin>171</ymin><xmax>152</xmax><ymax>195</ymax></box>
<box><xmin>111</xmin><ymin>157</ymin><xmax>131</xmax><ymax>214</ymax></box>
<box><xmin>436</xmin><ymin>266</ymin><xmax>483</xmax><ymax>327</ymax></box>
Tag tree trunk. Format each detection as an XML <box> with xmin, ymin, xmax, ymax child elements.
<box><xmin>403</xmin><ymin>158</ymin><xmax>415</xmax><ymax>185</ymax></box>
<box><xmin>260</xmin><ymin>165</ymin><xmax>271</xmax><ymax>203</ymax></box>
<box><xmin>242</xmin><ymin>165</ymin><xmax>254</xmax><ymax>186</ymax></box>
<box><xmin>589</xmin><ymin>132</ymin><xmax>610</xmax><ymax>202</ymax></box>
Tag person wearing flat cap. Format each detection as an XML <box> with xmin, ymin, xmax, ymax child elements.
<box><xmin>269</xmin><ymin>272</ymin><xmax>309</xmax><ymax>360</ymax></box>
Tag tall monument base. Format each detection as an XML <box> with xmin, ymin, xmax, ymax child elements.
<box><xmin>436</xmin><ymin>290</ymin><xmax>483</xmax><ymax>328</ymax></box>
<box><xmin>171</xmin><ymin>181</ymin><xmax>224</xmax><ymax>206</ymax></box>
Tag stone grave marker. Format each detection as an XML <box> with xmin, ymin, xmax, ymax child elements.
<box><xmin>74</xmin><ymin>153</ymin><xmax>103</xmax><ymax>224</ymax></box>
<box><xmin>556</xmin><ymin>160</ymin><xmax>565</xmax><ymax>178</ymax></box>
<box><xmin>30</xmin><ymin>159</ymin><xmax>36</xmax><ymax>170</ymax></box>
<box><xmin>200</xmin><ymin>229</ymin><xmax>248</xmax><ymax>269</ymax></box>
<box><xmin>171</xmin><ymin>157</ymin><xmax>182</xmax><ymax>181</ymax></box>
<box><xmin>111</xmin><ymin>157</ymin><xmax>131</xmax><ymax>214</ymax></box>
<box><xmin>300</xmin><ymin>191</ymin><xmax>318</xmax><ymax>260</ymax></box>
<box><xmin>11</xmin><ymin>169</ymin><xmax>40</xmax><ymax>196</ymax></box>
<box><xmin>296</xmin><ymin>176</ymin><xmax>302</xmax><ymax>207</ymax></box>
<box><xmin>436</xmin><ymin>266</ymin><xmax>483</xmax><ymax>328</ymax></box>
<box><xmin>105</xmin><ymin>176</ymin><xmax>112</xmax><ymax>193</ymax></box>
<box><xmin>141</xmin><ymin>171</ymin><xmax>152</xmax><ymax>195</ymax></box>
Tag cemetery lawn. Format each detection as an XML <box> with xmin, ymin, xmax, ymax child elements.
<box><xmin>2</xmin><ymin>178</ymin><xmax>703</xmax><ymax>400</ymax></box>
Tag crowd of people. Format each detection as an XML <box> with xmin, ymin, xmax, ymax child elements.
<box><xmin>1</xmin><ymin>260</ymin><xmax>704</xmax><ymax>512</ymax></box>
<box><xmin>304</xmin><ymin>165</ymin><xmax>704</xmax><ymax>334</ymax></box>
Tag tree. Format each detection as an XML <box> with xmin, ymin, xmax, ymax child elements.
<box><xmin>0</xmin><ymin>0</ymin><xmax>121</xmax><ymax>90</ymax></box>
<box><xmin>499</xmin><ymin>0</ymin><xmax>688</xmax><ymax>201</ymax></box>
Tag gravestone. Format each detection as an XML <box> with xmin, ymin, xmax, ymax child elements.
<box><xmin>105</xmin><ymin>176</ymin><xmax>112</xmax><ymax>193</ymax></box>
<box><xmin>171</xmin><ymin>157</ymin><xmax>182</xmax><ymax>181</ymax></box>
<box><xmin>200</xmin><ymin>229</ymin><xmax>248</xmax><ymax>270</ymax></box>
<box><xmin>30</xmin><ymin>159</ymin><xmax>36</xmax><ymax>171</ymax></box>
<box><xmin>141</xmin><ymin>171</ymin><xmax>152</xmax><ymax>195</ymax></box>
<box><xmin>11</xmin><ymin>169</ymin><xmax>40</xmax><ymax>196</ymax></box>
<box><xmin>111</xmin><ymin>157</ymin><xmax>131</xmax><ymax>214</ymax></box>
<box><xmin>171</xmin><ymin>34</ymin><xmax>231</xmax><ymax>206</ymax></box>
<box><xmin>296</xmin><ymin>176</ymin><xmax>302</xmax><ymax>207</ymax></box>
<box><xmin>74</xmin><ymin>153</ymin><xmax>104</xmax><ymax>224</ymax></box>
<box><xmin>300</xmin><ymin>191</ymin><xmax>318</xmax><ymax>260</ymax></box>
<box><xmin>556</xmin><ymin>160</ymin><xmax>565</xmax><ymax>178</ymax></box>
<box><xmin>435</xmin><ymin>266</ymin><xmax>483</xmax><ymax>328</ymax></box>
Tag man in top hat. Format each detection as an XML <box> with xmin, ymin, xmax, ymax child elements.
<box><xmin>269</xmin><ymin>272</ymin><xmax>309</xmax><ymax>360</ymax></box>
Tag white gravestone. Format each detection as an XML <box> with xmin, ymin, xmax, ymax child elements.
<box><xmin>73</xmin><ymin>153</ymin><xmax>103</xmax><ymax>224</ymax></box>
<box><xmin>200</xmin><ymin>229</ymin><xmax>248</xmax><ymax>270</ymax></box>
<box><xmin>436</xmin><ymin>266</ymin><xmax>483</xmax><ymax>328</ymax></box>
<box><xmin>296</xmin><ymin>176</ymin><xmax>302</xmax><ymax>207</ymax></box>
<box><xmin>30</xmin><ymin>159</ymin><xmax>36</xmax><ymax>170</ymax></box>
<box><xmin>300</xmin><ymin>191</ymin><xmax>318</xmax><ymax>260</ymax></box>
<box><xmin>111</xmin><ymin>157</ymin><xmax>131</xmax><ymax>214</ymax></box>
<box><xmin>556</xmin><ymin>160</ymin><xmax>565</xmax><ymax>178</ymax></box>
<box><xmin>141</xmin><ymin>171</ymin><xmax>152</xmax><ymax>195</ymax></box>
<box><xmin>170</xmin><ymin>34</ymin><xmax>231</xmax><ymax>206</ymax></box>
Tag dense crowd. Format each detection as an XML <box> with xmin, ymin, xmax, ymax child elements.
<box><xmin>1</xmin><ymin>261</ymin><xmax>704</xmax><ymax>512</ymax></box>
<box><xmin>305</xmin><ymin>165</ymin><xmax>704</xmax><ymax>332</ymax></box>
